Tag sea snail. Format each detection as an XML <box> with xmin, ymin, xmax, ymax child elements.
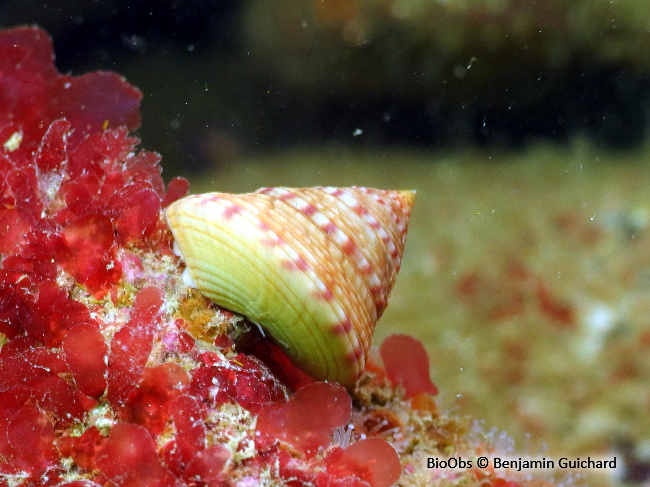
<box><xmin>165</xmin><ymin>186</ymin><xmax>415</xmax><ymax>385</ymax></box>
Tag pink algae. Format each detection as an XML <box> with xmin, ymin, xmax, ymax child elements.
<box><xmin>183</xmin><ymin>445</ymin><xmax>232</xmax><ymax>486</ymax></box>
<box><xmin>161</xmin><ymin>394</ymin><xmax>232</xmax><ymax>485</ymax></box>
<box><xmin>255</xmin><ymin>381</ymin><xmax>402</xmax><ymax>487</ymax></box>
<box><xmin>189</xmin><ymin>354</ymin><xmax>287</xmax><ymax>415</ymax></box>
<box><xmin>256</xmin><ymin>382</ymin><xmax>352</xmax><ymax>456</ymax></box>
<box><xmin>0</xmin><ymin>26</ymin><xmax>141</xmax><ymax>155</ymax></box>
<box><xmin>380</xmin><ymin>333</ymin><xmax>438</xmax><ymax>398</ymax></box>
<box><xmin>107</xmin><ymin>287</ymin><xmax>165</xmax><ymax>415</ymax></box>
<box><xmin>108</xmin><ymin>184</ymin><xmax>162</xmax><ymax>244</ymax></box>
<box><xmin>22</xmin><ymin>282</ymin><xmax>93</xmax><ymax>347</ymax></box>
<box><xmin>162</xmin><ymin>395</ymin><xmax>207</xmax><ymax>472</ymax></box>
<box><xmin>253</xmin><ymin>380</ymin><xmax>405</xmax><ymax>487</ymax></box>
<box><xmin>1</xmin><ymin>405</ymin><xmax>58</xmax><ymax>475</ymax></box>
<box><xmin>0</xmin><ymin>337</ymin><xmax>68</xmax><ymax>390</ymax></box>
<box><xmin>124</xmin><ymin>363</ymin><xmax>190</xmax><ymax>436</ymax></box>
<box><xmin>96</xmin><ymin>423</ymin><xmax>175</xmax><ymax>487</ymax></box>
<box><xmin>63</xmin><ymin>324</ymin><xmax>108</xmax><ymax>400</ymax></box>
<box><xmin>0</xmin><ymin>336</ymin><xmax>91</xmax><ymax>428</ymax></box>
<box><xmin>324</xmin><ymin>438</ymin><xmax>402</xmax><ymax>487</ymax></box>
<box><xmin>56</xmin><ymin>426</ymin><xmax>106</xmax><ymax>472</ymax></box>
<box><xmin>57</xmin><ymin>213</ymin><xmax>121</xmax><ymax>295</ymax></box>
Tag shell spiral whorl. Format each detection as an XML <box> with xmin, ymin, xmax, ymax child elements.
<box><xmin>165</xmin><ymin>186</ymin><xmax>415</xmax><ymax>385</ymax></box>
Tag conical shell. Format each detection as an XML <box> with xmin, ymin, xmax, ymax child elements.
<box><xmin>165</xmin><ymin>186</ymin><xmax>415</xmax><ymax>385</ymax></box>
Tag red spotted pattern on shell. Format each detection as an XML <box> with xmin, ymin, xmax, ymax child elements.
<box><xmin>165</xmin><ymin>187</ymin><xmax>414</xmax><ymax>385</ymax></box>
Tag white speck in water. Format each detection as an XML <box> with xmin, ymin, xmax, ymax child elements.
<box><xmin>352</xmin><ymin>128</ymin><xmax>363</xmax><ymax>136</ymax></box>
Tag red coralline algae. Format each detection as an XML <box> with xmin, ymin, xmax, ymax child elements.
<box><xmin>189</xmin><ymin>354</ymin><xmax>287</xmax><ymax>415</ymax></box>
<box><xmin>57</xmin><ymin>213</ymin><xmax>122</xmax><ymax>295</ymax></box>
<box><xmin>256</xmin><ymin>382</ymin><xmax>352</xmax><ymax>456</ymax></box>
<box><xmin>63</xmin><ymin>324</ymin><xmax>108</xmax><ymax>400</ymax></box>
<box><xmin>0</xmin><ymin>335</ymin><xmax>91</xmax><ymax>432</ymax></box>
<box><xmin>107</xmin><ymin>287</ymin><xmax>165</xmax><ymax>415</ymax></box>
<box><xmin>56</xmin><ymin>426</ymin><xmax>106</xmax><ymax>472</ymax></box>
<box><xmin>123</xmin><ymin>362</ymin><xmax>190</xmax><ymax>436</ymax></box>
<box><xmin>380</xmin><ymin>333</ymin><xmax>438</xmax><ymax>398</ymax></box>
<box><xmin>161</xmin><ymin>395</ymin><xmax>207</xmax><ymax>473</ymax></box>
<box><xmin>0</xmin><ymin>25</ymin><xmax>188</xmax><ymax>483</ymax></box>
<box><xmin>0</xmin><ymin>405</ymin><xmax>58</xmax><ymax>475</ymax></box>
<box><xmin>95</xmin><ymin>423</ymin><xmax>175</xmax><ymax>487</ymax></box>
<box><xmin>182</xmin><ymin>445</ymin><xmax>232</xmax><ymax>486</ymax></box>
<box><xmin>0</xmin><ymin>27</ymin><xmax>141</xmax><ymax>155</ymax></box>
<box><xmin>160</xmin><ymin>393</ymin><xmax>233</xmax><ymax>485</ymax></box>
<box><xmin>24</xmin><ymin>281</ymin><xmax>94</xmax><ymax>347</ymax></box>
<box><xmin>324</xmin><ymin>438</ymin><xmax>401</xmax><ymax>487</ymax></box>
<box><xmin>456</xmin><ymin>262</ymin><xmax>575</xmax><ymax>328</ymax></box>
